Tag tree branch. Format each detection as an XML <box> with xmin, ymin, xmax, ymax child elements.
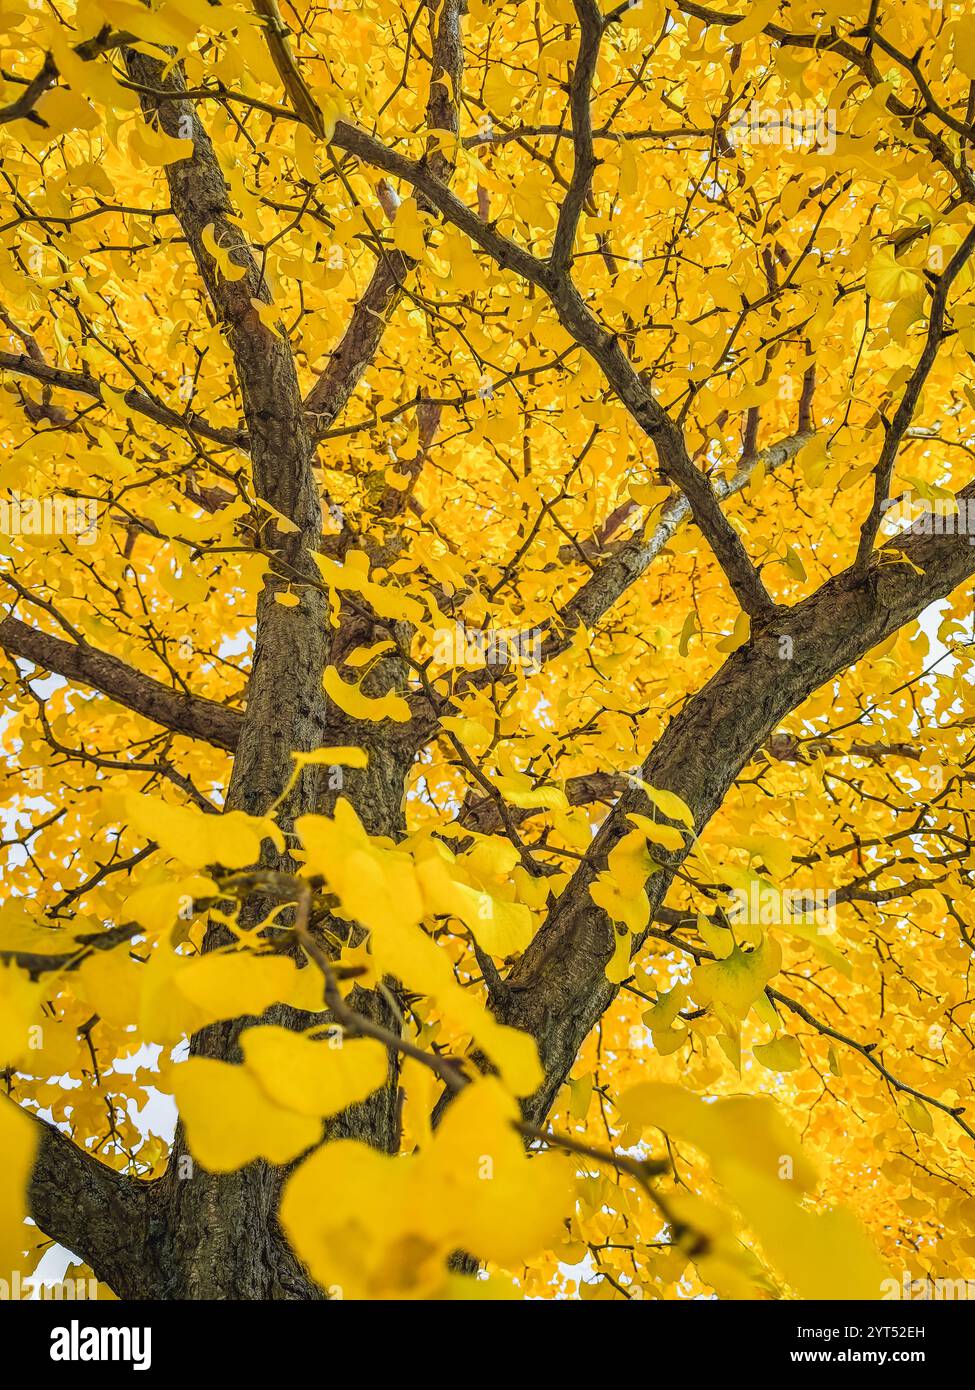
<box><xmin>303</xmin><ymin>0</ymin><xmax>465</xmax><ymax>437</ymax></box>
<box><xmin>551</xmin><ymin>1</ymin><xmax>602</xmax><ymax>272</ymax></box>
<box><xmin>495</xmin><ymin>481</ymin><xmax>975</xmax><ymax>1125</ymax></box>
<box><xmin>0</xmin><ymin>29</ymin><xmax>131</xmax><ymax>128</ymax></box>
<box><xmin>547</xmin><ymin>430</ymin><xmax>810</xmax><ymax>656</ymax></box>
<box><xmin>854</xmin><ymin>223</ymin><xmax>975</xmax><ymax>571</ymax></box>
<box><xmin>0</xmin><ymin>615</ymin><xmax>242</xmax><ymax>751</ymax></box>
<box><xmin>329</xmin><ymin>122</ymin><xmax>778</xmax><ymax>618</ymax></box>
<box><xmin>124</xmin><ymin>47</ymin><xmax>335</xmax><ymax>831</ymax></box>
<box><xmin>25</xmin><ymin>1108</ymin><xmax>156</xmax><ymax>1297</ymax></box>
<box><xmin>0</xmin><ymin>351</ymin><xmax>246</xmax><ymax>450</ymax></box>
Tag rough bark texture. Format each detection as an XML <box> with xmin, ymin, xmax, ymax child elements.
<box><xmin>28</xmin><ymin>1113</ymin><xmax>158</xmax><ymax>1300</ymax></box>
<box><xmin>120</xmin><ymin>47</ymin><xmax>337</xmax><ymax>1300</ymax></box>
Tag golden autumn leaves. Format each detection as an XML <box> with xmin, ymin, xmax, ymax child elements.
<box><xmin>0</xmin><ymin>780</ymin><xmax>893</xmax><ymax>1299</ymax></box>
<box><xmin>617</xmin><ymin>1085</ymin><xmax>890</xmax><ymax>1301</ymax></box>
<box><xmin>280</xmin><ymin>1079</ymin><xmax>574</xmax><ymax>1300</ymax></box>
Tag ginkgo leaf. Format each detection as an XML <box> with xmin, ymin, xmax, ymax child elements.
<box><xmin>425</xmin><ymin>1079</ymin><xmax>575</xmax><ymax>1268</ymax></box>
<box><xmin>725</xmin><ymin>0</ymin><xmax>778</xmax><ymax>44</ymax></box>
<box><xmin>392</xmin><ymin>199</ymin><xmax>426</xmax><ymax>259</ymax></box>
<box><xmin>0</xmin><ymin>964</ymin><xmax>44</xmax><ymax>1067</ymax></box>
<box><xmin>0</xmin><ymin>901</ymin><xmax>78</xmax><ymax>957</ymax></box>
<box><xmin>124</xmin><ymin>793</ymin><xmax>283</xmax><ymax>871</ymax></box>
<box><xmin>323</xmin><ymin>667</ymin><xmax>411</xmax><ymax>723</ymax></box>
<box><xmin>618</xmin><ymin>1091</ymin><xmax>875</xmax><ymax>1287</ymax></box>
<box><xmin>865</xmin><ymin>249</ymin><xmax>924</xmax><ymax>303</ymax></box>
<box><xmin>172</xmin><ymin>1058</ymin><xmax>322</xmax><ymax>1171</ymax></box>
<box><xmin>200</xmin><ymin>222</ymin><xmax>248</xmax><ymax>281</ymax></box>
<box><xmin>415</xmin><ymin>854</ymin><xmax>533</xmax><ymax>956</ymax></box>
<box><xmin>956</xmin><ymin>17</ymin><xmax>975</xmax><ymax>80</ymax></box>
<box><xmin>901</xmin><ymin>1095</ymin><xmax>934</xmax><ymax>1137</ymax></box>
<box><xmin>121</xmin><ymin>870</ymin><xmax>216</xmax><ymax>937</ymax></box>
<box><xmin>692</xmin><ymin>936</ymin><xmax>782</xmax><ymax>1018</ymax></box>
<box><xmin>589</xmin><ymin>873</ymin><xmax>650</xmax><ymax>935</ymax></box>
<box><xmin>753</xmin><ymin>1035</ymin><xmax>802</xmax><ymax>1072</ymax></box>
<box><xmin>492</xmin><ymin>777</ymin><xmax>568</xmax><ymax>811</ymax></box>
<box><xmin>311</xmin><ymin>551</ymin><xmax>424</xmax><ymax>623</ymax></box>
<box><xmin>76</xmin><ymin>947</ymin><xmax>142</xmax><ymax>1029</ymax></box>
<box><xmin>638</xmin><ymin>783</ymin><xmax>695</xmax><ymax>829</ymax></box>
<box><xmin>0</xmin><ymin>1099</ymin><xmax>36</xmax><ymax>1272</ymax></box>
<box><xmin>129</xmin><ymin>123</ymin><xmax>194</xmax><ymax>168</ymax></box>
<box><xmin>618</xmin><ymin>1083</ymin><xmax>819</xmax><ymax>1191</ymax></box>
<box><xmin>439</xmin><ymin>716</ymin><xmax>492</xmax><ymax>747</ymax></box>
<box><xmin>291</xmin><ymin>746</ymin><xmax>369</xmax><ymax>768</ymax></box>
<box><xmin>722</xmin><ymin>1164</ymin><xmax>891</xmax><ymax>1300</ymax></box>
<box><xmin>176</xmin><ymin>953</ymin><xmax>302</xmax><ymax>1026</ymax></box>
<box><xmin>279</xmin><ymin>1078</ymin><xmax>572</xmax><ymax>1297</ymax></box>
<box><xmin>240</xmin><ymin>1026</ymin><xmax>388</xmax><ymax>1116</ymax></box>
<box><xmin>628</xmin><ymin>812</ymin><xmax>686</xmax><ymax>852</ymax></box>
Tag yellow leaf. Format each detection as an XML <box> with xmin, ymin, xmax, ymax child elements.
<box><xmin>590</xmin><ymin>873</ymin><xmax>650</xmax><ymax>935</ymax></box>
<box><xmin>439</xmin><ymin>715</ymin><xmax>492</xmax><ymax>748</ymax></box>
<box><xmin>240</xmin><ymin>1026</ymin><xmax>388</xmax><ymax>1116</ymax></box>
<box><xmin>638</xmin><ymin>783</ymin><xmax>696</xmax><ymax>829</ymax></box>
<box><xmin>692</xmin><ymin>936</ymin><xmax>782</xmax><ymax>1019</ymax></box>
<box><xmin>954</xmin><ymin>17</ymin><xmax>975</xmax><ymax>81</ymax></box>
<box><xmin>725</xmin><ymin>0</ymin><xmax>778</xmax><ymax>43</ymax></box>
<box><xmin>0</xmin><ymin>1099</ymin><xmax>36</xmax><ymax>1272</ymax></box>
<box><xmin>724</xmin><ymin>1164</ymin><xmax>890</xmax><ymax>1299</ymax></box>
<box><xmin>176</xmin><ymin>953</ymin><xmax>303</xmax><ymax>1028</ymax></box>
<box><xmin>311</xmin><ymin>552</ymin><xmax>425</xmax><ymax>623</ymax></box>
<box><xmin>173</xmin><ymin>1058</ymin><xmax>322</xmax><ymax>1171</ymax></box>
<box><xmin>628</xmin><ymin>813</ymin><xmax>686</xmax><ymax>852</ymax></box>
<box><xmin>201</xmin><ymin>222</ymin><xmax>248</xmax><ymax>282</ymax></box>
<box><xmin>416</xmin><ymin>854</ymin><xmax>533</xmax><ymax>957</ymax></box>
<box><xmin>617</xmin><ymin>1082</ymin><xmax>819</xmax><ymax>1190</ymax></box>
<box><xmin>123</xmin><ymin>793</ymin><xmax>282</xmax><ymax>871</ymax></box>
<box><xmin>250</xmin><ymin>298</ymin><xmax>283</xmax><ymax>337</ymax></box>
<box><xmin>493</xmin><ymin>777</ymin><xmax>568</xmax><ymax>812</ymax></box>
<box><xmin>279</xmin><ymin>1078</ymin><xmax>572</xmax><ymax>1297</ymax></box>
<box><xmin>901</xmin><ymin>1095</ymin><xmax>934</xmax><ymax>1137</ymax></box>
<box><xmin>324</xmin><ymin>667</ymin><xmax>411</xmax><ymax>723</ymax></box>
<box><xmin>753</xmin><ymin>1034</ymin><xmax>802</xmax><ymax>1072</ymax></box>
<box><xmin>0</xmin><ymin>965</ymin><xmax>44</xmax><ymax>1068</ymax></box>
<box><xmin>865</xmin><ymin>249</ymin><xmax>924</xmax><ymax>303</ymax></box>
<box><xmin>76</xmin><ymin>948</ymin><xmax>141</xmax><ymax>1029</ymax></box>
<box><xmin>129</xmin><ymin>122</ymin><xmax>194</xmax><ymax>168</ymax></box>
<box><xmin>392</xmin><ymin>199</ymin><xmax>426</xmax><ymax>259</ymax></box>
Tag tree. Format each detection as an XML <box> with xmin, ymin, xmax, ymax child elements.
<box><xmin>1</xmin><ymin>0</ymin><xmax>974</xmax><ymax>1303</ymax></box>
